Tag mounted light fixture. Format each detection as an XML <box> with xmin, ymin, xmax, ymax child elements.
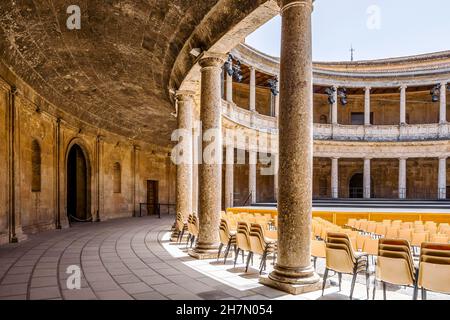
<box><xmin>267</xmin><ymin>78</ymin><xmax>279</xmax><ymax>96</ymax></box>
<box><xmin>430</xmin><ymin>84</ymin><xmax>440</xmax><ymax>103</ymax></box>
<box><xmin>223</xmin><ymin>54</ymin><xmax>243</xmax><ymax>83</ymax></box>
<box><xmin>338</xmin><ymin>88</ymin><xmax>348</xmax><ymax>106</ymax></box>
<box><xmin>324</xmin><ymin>87</ymin><xmax>336</xmax><ymax>105</ymax></box>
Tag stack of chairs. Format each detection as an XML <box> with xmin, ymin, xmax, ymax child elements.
<box><xmin>417</xmin><ymin>243</ymin><xmax>450</xmax><ymax>299</ymax></box>
<box><xmin>185</xmin><ymin>214</ymin><xmax>198</xmax><ymax>248</ymax></box>
<box><xmin>247</xmin><ymin>223</ymin><xmax>277</xmax><ymax>274</ymax></box>
<box><xmin>322</xmin><ymin>232</ymin><xmax>370</xmax><ymax>300</ymax></box>
<box><xmin>373</xmin><ymin>239</ymin><xmax>418</xmax><ymax>300</ymax></box>
<box><xmin>175</xmin><ymin>212</ymin><xmax>188</xmax><ymax>243</ymax></box>
<box><xmin>217</xmin><ymin>219</ymin><xmax>236</xmax><ymax>263</ymax></box>
<box><xmin>234</xmin><ymin>222</ymin><xmax>251</xmax><ymax>268</ymax></box>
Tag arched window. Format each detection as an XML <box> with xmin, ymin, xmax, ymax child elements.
<box><xmin>319</xmin><ymin>114</ymin><xmax>328</xmax><ymax>124</ymax></box>
<box><xmin>31</xmin><ymin>139</ymin><xmax>41</xmax><ymax>192</ymax></box>
<box><xmin>113</xmin><ymin>162</ymin><xmax>121</xmax><ymax>193</ymax></box>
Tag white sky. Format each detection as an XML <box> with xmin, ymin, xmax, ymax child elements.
<box><xmin>245</xmin><ymin>0</ymin><xmax>450</xmax><ymax>61</ymax></box>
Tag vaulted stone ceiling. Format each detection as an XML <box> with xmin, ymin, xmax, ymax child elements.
<box><xmin>0</xmin><ymin>0</ymin><xmax>274</xmax><ymax>146</ymax></box>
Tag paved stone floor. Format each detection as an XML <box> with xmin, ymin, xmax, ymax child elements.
<box><xmin>0</xmin><ymin>215</ymin><xmax>448</xmax><ymax>300</ymax></box>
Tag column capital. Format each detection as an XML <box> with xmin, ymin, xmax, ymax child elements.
<box><xmin>331</xmin><ymin>156</ymin><xmax>340</xmax><ymax>160</ymax></box>
<box><xmin>440</xmin><ymin>81</ymin><xmax>448</xmax><ymax>87</ymax></box>
<box><xmin>399</xmin><ymin>84</ymin><xmax>408</xmax><ymax>91</ymax></box>
<box><xmin>364</xmin><ymin>157</ymin><xmax>372</xmax><ymax>161</ymax></box>
<box><xmin>399</xmin><ymin>157</ymin><xmax>408</xmax><ymax>161</ymax></box>
<box><xmin>364</xmin><ymin>86</ymin><xmax>371</xmax><ymax>92</ymax></box>
<box><xmin>176</xmin><ymin>90</ymin><xmax>196</xmax><ymax>101</ymax></box>
<box><xmin>199</xmin><ymin>53</ymin><xmax>226</xmax><ymax>69</ymax></box>
<box><xmin>439</xmin><ymin>155</ymin><xmax>448</xmax><ymax>160</ymax></box>
<box><xmin>278</xmin><ymin>0</ymin><xmax>314</xmax><ymax>14</ymax></box>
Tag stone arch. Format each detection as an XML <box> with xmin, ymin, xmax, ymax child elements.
<box><xmin>65</xmin><ymin>138</ymin><xmax>92</xmax><ymax>223</ymax></box>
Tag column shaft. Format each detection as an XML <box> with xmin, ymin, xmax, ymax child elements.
<box><xmin>226</xmin><ymin>67</ymin><xmax>233</xmax><ymax>103</ymax></box>
<box><xmin>331</xmin><ymin>86</ymin><xmax>338</xmax><ymax>125</ymax></box>
<box><xmin>331</xmin><ymin>158</ymin><xmax>339</xmax><ymax>199</ymax></box>
<box><xmin>438</xmin><ymin>157</ymin><xmax>447</xmax><ymax>199</ymax></box>
<box><xmin>262</xmin><ymin>0</ymin><xmax>320</xmax><ymax>294</ymax></box>
<box><xmin>249</xmin><ymin>150</ymin><xmax>257</xmax><ymax>204</ymax></box>
<box><xmin>225</xmin><ymin>145</ymin><xmax>234</xmax><ymax>208</ymax></box>
<box><xmin>440</xmin><ymin>82</ymin><xmax>447</xmax><ymax>123</ymax></box>
<box><xmin>190</xmin><ymin>55</ymin><xmax>224</xmax><ymax>258</ymax></box>
<box><xmin>399</xmin><ymin>158</ymin><xmax>407</xmax><ymax>199</ymax></box>
<box><xmin>400</xmin><ymin>85</ymin><xmax>407</xmax><ymax>124</ymax></box>
<box><xmin>249</xmin><ymin>67</ymin><xmax>256</xmax><ymax>112</ymax></box>
<box><xmin>364</xmin><ymin>87</ymin><xmax>371</xmax><ymax>125</ymax></box>
<box><xmin>363</xmin><ymin>158</ymin><xmax>371</xmax><ymax>199</ymax></box>
<box><xmin>175</xmin><ymin>91</ymin><xmax>194</xmax><ymax>222</ymax></box>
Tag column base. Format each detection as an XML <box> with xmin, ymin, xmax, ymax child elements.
<box><xmin>260</xmin><ymin>264</ymin><xmax>322</xmax><ymax>295</ymax></box>
<box><xmin>188</xmin><ymin>242</ymin><xmax>220</xmax><ymax>260</ymax></box>
<box><xmin>259</xmin><ymin>274</ymin><xmax>322</xmax><ymax>295</ymax></box>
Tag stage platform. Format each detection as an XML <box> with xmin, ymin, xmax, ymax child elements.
<box><xmin>227</xmin><ymin>199</ymin><xmax>450</xmax><ymax>226</ymax></box>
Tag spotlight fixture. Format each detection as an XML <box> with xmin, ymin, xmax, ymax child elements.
<box><xmin>430</xmin><ymin>85</ymin><xmax>440</xmax><ymax>103</ymax></box>
<box><xmin>223</xmin><ymin>54</ymin><xmax>243</xmax><ymax>83</ymax></box>
<box><xmin>324</xmin><ymin>87</ymin><xmax>336</xmax><ymax>105</ymax></box>
<box><xmin>338</xmin><ymin>88</ymin><xmax>348</xmax><ymax>106</ymax></box>
<box><xmin>267</xmin><ymin>78</ymin><xmax>279</xmax><ymax>96</ymax></box>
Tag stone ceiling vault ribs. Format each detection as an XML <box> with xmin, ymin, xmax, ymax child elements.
<box><xmin>0</xmin><ymin>0</ymin><xmax>279</xmax><ymax>146</ymax></box>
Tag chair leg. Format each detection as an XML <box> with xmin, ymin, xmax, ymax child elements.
<box><xmin>382</xmin><ymin>281</ymin><xmax>387</xmax><ymax>300</ymax></box>
<box><xmin>234</xmin><ymin>248</ymin><xmax>240</xmax><ymax>268</ymax></box>
<box><xmin>259</xmin><ymin>251</ymin><xmax>267</xmax><ymax>274</ymax></box>
<box><xmin>421</xmin><ymin>288</ymin><xmax>427</xmax><ymax>300</ymax></box>
<box><xmin>223</xmin><ymin>242</ymin><xmax>231</xmax><ymax>264</ymax></box>
<box><xmin>322</xmin><ymin>268</ymin><xmax>329</xmax><ymax>296</ymax></box>
<box><xmin>365</xmin><ymin>262</ymin><xmax>370</xmax><ymax>300</ymax></box>
<box><xmin>372</xmin><ymin>278</ymin><xmax>377</xmax><ymax>300</ymax></box>
<box><xmin>242</xmin><ymin>249</ymin><xmax>245</xmax><ymax>263</ymax></box>
<box><xmin>350</xmin><ymin>271</ymin><xmax>357</xmax><ymax>300</ymax></box>
<box><xmin>178</xmin><ymin>229</ymin><xmax>185</xmax><ymax>243</ymax></box>
<box><xmin>338</xmin><ymin>273</ymin><xmax>342</xmax><ymax>292</ymax></box>
<box><xmin>185</xmin><ymin>234</ymin><xmax>191</xmax><ymax>249</ymax></box>
<box><xmin>313</xmin><ymin>257</ymin><xmax>317</xmax><ymax>270</ymax></box>
<box><xmin>413</xmin><ymin>282</ymin><xmax>418</xmax><ymax>300</ymax></box>
<box><xmin>217</xmin><ymin>243</ymin><xmax>224</xmax><ymax>261</ymax></box>
<box><xmin>245</xmin><ymin>252</ymin><xmax>253</xmax><ymax>273</ymax></box>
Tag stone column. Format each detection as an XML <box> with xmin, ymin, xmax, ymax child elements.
<box><xmin>363</xmin><ymin>158</ymin><xmax>371</xmax><ymax>199</ymax></box>
<box><xmin>364</xmin><ymin>87</ymin><xmax>371</xmax><ymax>125</ymax></box>
<box><xmin>400</xmin><ymin>85</ymin><xmax>407</xmax><ymax>124</ymax></box>
<box><xmin>175</xmin><ymin>91</ymin><xmax>194</xmax><ymax>222</ymax></box>
<box><xmin>226</xmin><ymin>63</ymin><xmax>233</xmax><ymax>103</ymax></box>
<box><xmin>249</xmin><ymin>150</ymin><xmax>257</xmax><ymax>204</ymax></box>
<box><xmin>274</xmin><ymin>154</ymin><xmax>279</xmax><ymax>201</ymax></box>
<box><xmin>192</xmin><ymin>120</ymin><xmax>200</xmax><ymax>214</ymax></box>
<box><xmin>261</xmin><ymin>0</ymin><xmax>321</xmax><ymax>295</ymax></box>
<box><xmin>399</xmin><ymin>158</ymin><xmax>407</xmax><ymax>199</ymax></box>
<box><xmin>95</xmin><ymin>135</ymin><xmax>104</xmax><ymax>222</ymax></box>
<box><xmin>331</xmin><ymin>86</ymin><xmax>338</xmax><ymax>125</ymax></box>
<box><xmin>438</xmin><ymin>156</ymin><xmax>447</xmax><ymax>199</ymax></box>
<box><xmin>225</xmin><ymin>144</ymin><xmax>234</xmax><ymax>208</ymax></box>
<box><xmin>331</xmin><ymin>157</ymin><xmax>339</xmax><ymax>199</ymax></box>
<box><xmin>249</xmin><ymin>67</ymin><xmax>256</xmax><ymax>112</ymax></box>
<box><xmin>440</xmin><ymin>82</ymin><xmax>447</xmax><ymax>124</ymax></box>
<box><xmin>190</xmin><ymin>54</ymin><xmax>225</xmax><ymax>259</ymax></box>
<box><xmin>132</xmin><ymin>145</ymin><xmax>141</xmax><ymax>217</ymax></box>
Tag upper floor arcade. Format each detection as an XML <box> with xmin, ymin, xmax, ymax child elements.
<box><xmin>220</xmin><ymin>43</ymin><xmax>450</xmax><ymax>142</ymax></box>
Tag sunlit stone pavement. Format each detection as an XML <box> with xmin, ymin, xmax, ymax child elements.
<box><xmin>0</xmin><ymin>215</ymin><xmax>447</xmax><ymax>300</ymax></box>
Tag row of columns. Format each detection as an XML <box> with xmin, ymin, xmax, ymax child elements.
<box><xmin>330</xmin><ymin>157</ymin><xmax>448</xmax><ymax>199</ymax></box>
<box><xmin>330</xmin><ymin>82</ymin><xmax>448</xmax><ymax>126</ymax></box>
<box><xmin>175</xmin><ymin>0</ymin><xmax>320</xmax><ymax>293</ymax></box>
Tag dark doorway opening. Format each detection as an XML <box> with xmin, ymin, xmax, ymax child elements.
<box><xmin>349</xmin><ymin>173</ymin><xmax>364</xmax><ymax>198</ymax></box>
<box><xmin>146</xmin><ymin>180</ymin><xmax>159</xmax><ymax>216</ymax></box>
<box><xmin>67</xmin><ymin>144</ymin><xmax>90</xmax><ymax>222</ymax></box>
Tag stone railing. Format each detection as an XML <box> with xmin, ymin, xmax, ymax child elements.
<box><xmin>222</xmin><ymin>100</ymin><xmax>450</xmax><ymax>141</ymax></box>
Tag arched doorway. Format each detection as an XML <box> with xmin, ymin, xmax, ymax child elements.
<box><xmin>67</xmin><ymin>144</ymin><xmax>90</xmax><ymax>222</ymax></box>
<box><xmin>349</xmin><ymin>173</ymin><xmax>363</xmax><ymax>198</ymax></box>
